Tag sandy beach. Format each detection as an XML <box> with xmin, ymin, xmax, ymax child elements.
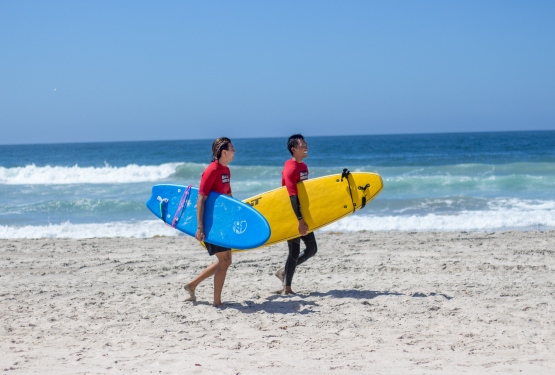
<box><xmin>1</xmin><ymin>231</ymin><xmax>554</xmax><ymax>374</ymax></box>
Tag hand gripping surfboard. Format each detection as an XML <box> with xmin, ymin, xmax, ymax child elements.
<box><xmin>146</xmin><ymin>184</ymin><xmax>271</xmax><ymax>250</ymax></box>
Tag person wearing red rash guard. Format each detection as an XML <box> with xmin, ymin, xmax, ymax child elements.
<box><xmin>275</xmin><ymin>134</ymin><xmax>318</xmax><ymax>294</ymax></box>
<box><xmin>183</xmin><ymin>137</ymin><xmax>235</xmax><ymax>307</ymax></box>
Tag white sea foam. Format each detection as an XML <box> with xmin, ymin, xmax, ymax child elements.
<box><xmin>3</xmin><ymin>205</ymin><xmax>555</xmax><ymax>239</ymax></box>
<box><xmin>0</xmin><ymin>220</ymin><xmax>181</xmax><ymax>239</ymax></box>
<box><xmin>324</xmin><ymin>208</ymin><xmax>555</xmax><ymax>232</ymax></box>
<box><xmin>0</xmin><ymin>163</ymin><xmax>182</xmax><ymax>185</ymax></box>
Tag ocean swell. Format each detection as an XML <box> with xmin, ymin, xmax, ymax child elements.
<box><xmin>2</xmin><ymin>199</ymin><xmax>555</xmax><ymax>239</ymax></box>
<box><xmin>0</xmin><ymin>220</ymin><xmax>180</xmax><ymax>239</ymax></box>
<box><xmin>324</xmin><ymin>208</ymin><xmax>555</xmax><ymax>232</ymax></box>
<box><xmin>0</xmin><ymin>163</ymin><xmax>182</xmax><ymax>185</ymax></box>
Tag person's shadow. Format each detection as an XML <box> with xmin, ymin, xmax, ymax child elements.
<box><xmin>300</xmin><ymin>289</ymin><xmax>404</xmax><ymax>300</ymax></box>
<box><xmin>217</xmin><ymin>297</ymin><xmax>318</xmax><ymax>315</ymax></box>
<box><xmin>217</xmin><ymin>289</ymin><xmax>450</xmax><ymax>315</ymax></box>
<box><xmin>304</xmin><ymin>289</ymin><xmax>452</xmax><ymax>300</ymax></box>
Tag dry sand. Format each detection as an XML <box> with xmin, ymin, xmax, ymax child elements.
<box><xmin>1</xmin><ymin>231</ymin><xmax>554</xmax><ymax>374</ymax></box>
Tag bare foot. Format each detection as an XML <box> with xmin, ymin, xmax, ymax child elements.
<box><xmin>274</xmin><ymin>268</ymin><xmax>285</xmax><ymax>283</ymax></box>
<box><xmin>213</xmin><ymin>301</ymin><xmax>225</xmax><ymax>308</ymax></box>
<box><xmin>183</xmin><ymin>284</ymin><xmax>196</xmax><ymax>302</ymax></box>
<box><xmin>284</xmin><ymin>287</ymin><xmax>296</xmax><ymax>295</ymax></box>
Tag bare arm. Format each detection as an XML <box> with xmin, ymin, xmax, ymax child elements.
<box><xmin>195</xmin><ymin>194</ymin><xmax>209</xmax><ymax>242</ymax></box>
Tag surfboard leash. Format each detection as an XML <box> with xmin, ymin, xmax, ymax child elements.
<box><xmin>171</xmin><ymin>185</ymin><xmax>193</xmax><ymax>228</ymax></box>
<box><xmin>342</xmin><ymin>168</ymin><xmax>371</xmax><ymax>210</ymax></box>
<box><xmin>341</xmin><ymin>168</ymin><xmax>356</xmax><ymax>212</ymax></box>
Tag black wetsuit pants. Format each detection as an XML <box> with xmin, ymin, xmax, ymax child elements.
<box><xmin>284</xmin><ymin>232</ymin><xmax>318</xmax><ymax>287</ymax></box>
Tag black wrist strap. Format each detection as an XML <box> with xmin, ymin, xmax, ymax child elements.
<box><xmin>289</xmin><ymin>195</ymin><xmax>303</xmax><ymax>220</ymax></box>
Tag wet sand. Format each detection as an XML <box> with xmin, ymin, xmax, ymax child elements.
<box><xmin>1</xmin><ymin>231</ymin><xmax>554</xmax><ymax>374</ymax></box>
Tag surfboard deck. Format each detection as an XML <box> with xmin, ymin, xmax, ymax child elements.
<box><xmin>146</xmin><ymin>185</ymin><xmax>271</xmax><ymax>250</ymax></box>
<box><xmin>233</xmin><ymin>171</ymin><xmax>383</xmax><ymax>253</ymax></box>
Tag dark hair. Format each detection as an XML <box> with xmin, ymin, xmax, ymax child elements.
<box><xmin>211</xmin><ymin>137</ymin><xmax>231</xmax><ymax>162</ymax></box>
<box><xmin>287</xmin><ymin>134</ymin><xmax>304</xmax><ymax>156</ymax></box>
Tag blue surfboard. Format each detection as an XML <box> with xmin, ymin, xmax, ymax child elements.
<box><xmin>146</xmin><ymin>184</ymin><xmax>271</xmax><ymax>250</ymax></box>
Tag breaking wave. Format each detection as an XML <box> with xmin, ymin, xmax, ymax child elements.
<box><xmin>2</xmin><ymin>198</ymin><xmax>555</xmax><ymax>238</ymax></box>
<box><xmin>0</xmin><ymin>163</ymin><xmax>183</xmax><ymax>185</ymax></box>
<box><xmin>0</xmin><ymin>220</ymin><xmax>180</xmax><ymax>239</ymax></box>
<box><xmin>324</xmin><ymin>207</ymin><xmax>555</xmax><ymax>232</ymax></box>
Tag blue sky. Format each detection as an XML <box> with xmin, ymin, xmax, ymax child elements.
<box><xmin>1</xmin><ymin>1</ymin><xmax>554</xmax><ymax>145</ymax></box>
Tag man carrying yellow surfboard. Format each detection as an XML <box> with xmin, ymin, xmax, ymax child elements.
<box><xmin>275</xmin><ymin>134</ymin><xmax>318</xmax><ymax>294</ymax></box>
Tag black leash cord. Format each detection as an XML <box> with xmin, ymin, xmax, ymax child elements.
<box><xmin>342</xmin><ymin>168</ymin><xmax>371</xmax><ymax>211</ymax></box>
<box><xmin>341</xmin><ymin>168</ymin><xmax>356</xmax><ymax>211</ymax></box>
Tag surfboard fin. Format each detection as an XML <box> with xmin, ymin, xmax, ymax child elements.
<box><xmin>357</xmin><ymin>184</ymin><xmax>370</xmax><ymax>209</ymax></box>
<box><xmin>157</xmin><ymin>196</ymin><xmax>169</xmax><ymax>221</ymax></box>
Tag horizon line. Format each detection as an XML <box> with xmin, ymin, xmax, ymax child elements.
<box><xmin>1</xmin><ymin>128</ymin><xmax>554</xmax><ymax>147</ymax></box>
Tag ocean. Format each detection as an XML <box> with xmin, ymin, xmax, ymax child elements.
<box><xmin>1</xmin><ymin>131</ymin><xmax>554</xmax><ymax>239</ymax></box>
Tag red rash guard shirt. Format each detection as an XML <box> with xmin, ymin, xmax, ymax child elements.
<box><xmin>281</xmin><ymin>159</ymin><xmax>309</xmax><ymax>196</ymax></box>
<box><xmin>199</xmin><ymin>161</ymin><xmax>232</xmax><ymax>196</ymax></box>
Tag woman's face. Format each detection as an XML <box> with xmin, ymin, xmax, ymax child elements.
<box><xmin>221</xmin><ymin>142</ymin><xmax>235</xmax><ymax>163</ymax></box>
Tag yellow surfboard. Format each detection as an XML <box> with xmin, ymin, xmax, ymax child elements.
<box><xmin>233</xmin><ymin>170</ymin><xmax>383</xmax><ymax>253</ymax></box>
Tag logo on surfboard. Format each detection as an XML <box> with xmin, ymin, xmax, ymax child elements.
<box><xmin>247</xmin><ymin>197</ymin><xmax>262</xmax><ymax>207</ymax></box>
<box><xmin>233</xmin><ymin>220</ymin><xmax>247</xmax><ymax>234</ymax></box>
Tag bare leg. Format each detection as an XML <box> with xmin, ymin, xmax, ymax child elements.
<box><xmin>186</xmin><ymin>260</ymin><xmax>218</xmax><ymax>297</ymax></box>
<box><xmin>213</xmin><ymin>250</ymin><xmax>232</xmax><ymax>306</ymax></box>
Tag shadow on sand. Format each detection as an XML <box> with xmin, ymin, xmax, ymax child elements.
<box><xmin>299</xmin><ymin>289</ymin><xmax>404</xmax><ymax>300</ymax></box>
<box><xmin>305</xmin><ymin>289</ymin><xmax>452</xmax><ymax>300</ymax></box>
<box><xmin>218</xmin><ymin>297</ymin><xmax>318</xmax><ymax>315</ymax></box>
<box><xmin>191</xmin><ymin>289</ymin><xmax>452</xmax><ymax>314</ymax></box>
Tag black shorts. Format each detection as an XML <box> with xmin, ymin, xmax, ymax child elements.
<box><xmin>205</xmin><ymin>242</ymin><xmax>231</xmax><ymax>256</ymax></box>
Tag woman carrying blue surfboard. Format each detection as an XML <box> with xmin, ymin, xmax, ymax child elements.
<box><xmin>184</xmin><ymin>137</ymin><xmax>236</xmax><ymax>307</ymax></box>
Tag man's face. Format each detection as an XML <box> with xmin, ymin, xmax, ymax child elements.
<box><xmin>292</xmin><ymin>139</ymin><xmax>308</xmax><ymax>160</ymax></box>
